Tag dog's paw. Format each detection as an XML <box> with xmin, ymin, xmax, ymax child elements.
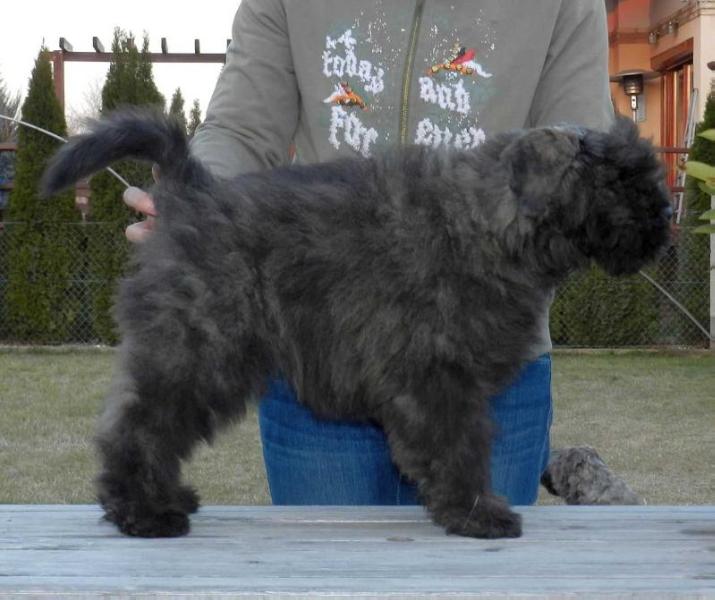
<box><xmin>461</xmin><ymin>501</ymin><xmax>522</xmax><ymax>539</ymax></box>
<box><xmin>104</xmin><ymin>505</ymin><xmax>191</xmax><ymax>538</ymax></box>
<box><xmin>436</xmin><ymin>494</ymin><xmax>522</xmax><ymax>539</ymax></box>
<box><xmin>176</xmin><ymin>485</ymin><xmax>200</xmax><ymax>514</ymax></box>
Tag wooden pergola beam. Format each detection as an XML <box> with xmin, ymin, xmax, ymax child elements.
<box><xmin>56</xmin><ymin>50</ymin><xmax>226</xmax><ymax>64</ymax></box>
<box><xmin>50</xmin><ymin>51</ymin><xmax>65</xmax><ymax>111</ymax></box>
<box><xmin>57</xmin><ymin>35</ymin><xmax>227</xmax><ymax>63</ymax></box>
<box><xmin>49</xmin><ymin>37</ymin><xmax>228</xmax><ymax>111</ymax></box>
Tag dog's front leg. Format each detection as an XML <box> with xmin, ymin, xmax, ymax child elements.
<box><xmin>380</xmin><ymin>374</ymin><xmax>522</xmax><ymax>539</ymax></box>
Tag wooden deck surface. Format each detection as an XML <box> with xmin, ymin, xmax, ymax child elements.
<box><xmin>0</xmin><ymin>504</ymin><xmax>713</xmax><ymax>599</ymax></box>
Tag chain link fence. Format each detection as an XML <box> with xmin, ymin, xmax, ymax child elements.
<box><xmin>552</xmin><ymin>223</ymin><xmax>711</xmax><ymax>347</ymax></box>
<box><xmin>0</xmin><ymin>222</ymin><xmax>126</xmax><ymax>345</ymax></box>
<box><xmin>0</xmin><ymin>220</ymin><xmax>711</xmax><ymax>348</ymax></box>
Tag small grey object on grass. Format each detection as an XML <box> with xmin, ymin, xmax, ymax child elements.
<box><xmin>542</xmin><ymin>446</ymin><xmax>644</xmax><ymax>505</ymax></box>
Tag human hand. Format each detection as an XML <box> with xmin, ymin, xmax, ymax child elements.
<box><xmin>123</xmin><ymin>165</ymin><xmax>159</xmax><ymax>243</ymax></box>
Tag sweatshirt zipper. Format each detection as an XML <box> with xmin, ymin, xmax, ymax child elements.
<box><xmin>399</xmin><ymin>0</ymin><xmax>426</xmax><ymax>145</ymax></box>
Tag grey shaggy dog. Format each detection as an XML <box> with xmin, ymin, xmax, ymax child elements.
<box><xmin>42</xmin><ymin>109</ymin><xmax>671</xmax><ymax>540</ymax></box>
<box><xmin>542</xmin><ymin>446</ymin><xmax>644</xmax><ymax>505</ymax></box>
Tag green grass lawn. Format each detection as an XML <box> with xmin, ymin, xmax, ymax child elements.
<box><xmin>1</xmin><ymin>348</ymin><xmax>713</xmax><ymax>506</ymax></box>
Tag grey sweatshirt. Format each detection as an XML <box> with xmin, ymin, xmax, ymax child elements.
<box><xmin>191</xmin><ymin>0</ymin><xmax>614</xmax><ymax>358</ymax></box>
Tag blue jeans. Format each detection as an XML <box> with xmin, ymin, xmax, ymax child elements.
<box><xmin>259</xmin><ymin>354</ymin><xmax>552</xmax><ymax>506</ymax></box>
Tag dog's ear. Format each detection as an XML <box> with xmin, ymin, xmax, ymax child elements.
<box><xmin>579</xmin><ymin>115</ymin><xmax>642</xmax><ymax>166</ymax></box>
<box><xmin>501</xmin><ymin>129</ymin><xmax>581</xmax><ymax>217</ymax></box>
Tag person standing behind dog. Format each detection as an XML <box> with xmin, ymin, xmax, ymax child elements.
<box><xmin>123</xmin><ymin>0</ymin><xmax>613</xmax><ymax>507</ymax></box>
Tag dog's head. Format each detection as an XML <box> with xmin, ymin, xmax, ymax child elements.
<box><xmin>500</xmin><ymin>117</ymin><xmax>672</xmax><ymax>277</ymax></box>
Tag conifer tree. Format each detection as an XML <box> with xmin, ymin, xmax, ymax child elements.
<box><xmin>188</xmin><ymin>99</ymin><xmax>202</xmax><ymax>138</ymax></box>
<box><xmin>686</xmin><ymin>88</ymin><xmax>715</xmax><ymax>213</ymax></box>
<box><xmin>88</xmin><ymin>29</ymin><xmax>165</xmax><ymax>342</ymax></box>
<box><xmin>4</xmin><ymin>48</ymin><xmax>78</xmax><ymax>341</ymax></box>
<box><xmin>169</xmin><ymin>88</ymin><xmax>188</xmax><ymax>134</ymax></box>
<box><xmin>677</xmin><ymin>87</ymin><xmax>715</xmax><ymax>341</ymax></box>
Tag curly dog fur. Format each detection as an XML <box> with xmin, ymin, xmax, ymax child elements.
<box><xmin>42</xmin><ymin>109</ymin><xmax>671</xmax><ymax>539</ymax></box>
<box><xmin>542</xmin><ymin>446</ymin><xmax>643</xmax><ymax>505</ymax></box>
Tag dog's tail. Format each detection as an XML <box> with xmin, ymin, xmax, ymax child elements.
<box><xmin>41</xmin><ymin>107</ymin><xmax>203</xmax><ymax>197</ymax></box>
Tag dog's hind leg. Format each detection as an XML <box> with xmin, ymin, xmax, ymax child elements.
<box><xmin>379</xmin><ymin>370</ymin><xmax>522</xmax><ymax>539</ymax></box>
<box><xmin>96</xmin><ymin>332</ymin><xmax>251</xmax><ymax>538</ymax></box>
<box><xmin>92</xmin><ymin>232</ymin><xmax>266</xmax><ymax>537</ymax></box>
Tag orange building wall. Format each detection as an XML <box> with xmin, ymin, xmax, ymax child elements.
<box><xmin>607</xmin><ymin>0</ymin><xmax>714</xmax><ymax>143</ymax></box>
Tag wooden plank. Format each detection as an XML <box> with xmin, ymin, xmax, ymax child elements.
<box><xmin>0</xmin><ymin>505</ymin><xmax>713</xmax><ymax>599</ymax></box>
<box><xmin>651</xmin><ymin>38</ymin><xmax>694</xmax><ymax>72</ymax></box>
<box><xmin>654</xmin><ymin>147</ymin><xmax>690</xmax><ymax>154</ymax></box>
